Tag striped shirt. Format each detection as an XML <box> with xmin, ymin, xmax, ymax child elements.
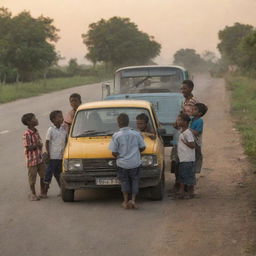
<box><xmin>183</xmin><ymin>96</ymin><xmax>198</xmax><ymax>116</ymax></box>
<box><xmin>23</xmin><ymin>128</ymin><xmax>43</xmax><ymax>167</ymax></box>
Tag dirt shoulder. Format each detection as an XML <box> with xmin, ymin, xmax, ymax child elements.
<box><xmin>153</xmin><ymin>74</ymin><xmax>256</xmax><ymax>256</ymax></box>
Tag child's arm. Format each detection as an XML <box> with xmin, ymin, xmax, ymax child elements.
<box><xmin>45</xmin><ymin>128</ymin><xmax>52</xmax><ymax>156</ymax></box>
<box><xmin>190</xmin><ymin>128</ymin><xmax>200</xmax><ymax>137</ymax></box>
<box><xmin>109</xmin><ymin>135</ymin><xmax>119</xmax><ymax>158</ymax></box>
<box><xmin>23</xmin><ymin>133</ymin><xmax>40</xmax><ymax>151</ymax></box>
<box><xmin>138</xmin><ymin>133</ymin><xmax>146</xmax><ymax>152</ymax></box>
<box><xmin>112</xmin><ymin>152</ymin><xmax>119</xmax><ymax>158</ymax></box>
<box><xmin>181</xmin><ymin>139</ymin><xmax>196</xmax><ymax>149</ymax></box>
<box><xmin>181</xmin><ymin>131</ymin><xmax>196</xmax><ymax>149</ymax></box>
<box><xmin>45</xmin><ymin>140</ymin><xmax>50</xmax><ymax>155</ymax></box>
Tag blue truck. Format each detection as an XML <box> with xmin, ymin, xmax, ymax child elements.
<box><xmin>102</xmin><ymin>65</ymin><xmax>189</xmax><ymax>146</ymax></box>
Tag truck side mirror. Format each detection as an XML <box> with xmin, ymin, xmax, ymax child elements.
<box><xmin>101</xmin><ymin>83</ymin><xmax>110</xmax><ymax>99</ymax></box>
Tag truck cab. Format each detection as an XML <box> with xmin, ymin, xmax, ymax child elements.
<box><xmin>103</xmin><ymin>65</ymin><xmax>189</xmax><ymax>145</ymax></box>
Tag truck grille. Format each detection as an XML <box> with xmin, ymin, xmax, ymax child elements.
<box><xmin>82</xmin><ymin>159</ymin><xmax>117</xmax><ymax>171</ymax></box>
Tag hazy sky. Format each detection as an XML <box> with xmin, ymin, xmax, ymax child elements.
<box><xmin>2</xmin><ymin>0</ymin><xmax>256</xmax><ymax>65</ymax></box>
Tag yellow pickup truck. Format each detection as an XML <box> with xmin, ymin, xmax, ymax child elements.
<box><xmin>61</xmin><ymin>100</ymin><xmax>167</xmax><ymax>202</ymax></box>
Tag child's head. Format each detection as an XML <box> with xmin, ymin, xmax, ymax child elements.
<box><xmin>181</xmin><ymin>80</ymin><xmax>194</xmax><ymax>97</ymax></box>
<box><xmin>69</xmin><ymin>93</ymin><xmax>82</xmax><ymax>111</ymax></box>
<box><xmin>136</xmin><ymin>113</ymin><xmax>149</xmax><ymax>132</ymax></box>
<box><xmin>49</xmin><ymin>110</ymin><xmax>63</xmax><ymax>127</ymax></box>
<box><xmin>192</xmin><ymin>103</ymin><xmax>208</xmax><ymax>117</ymax></box>
<box><xmin>21</xmin><ymin>113</ymin><xmax>38</xmax><ymax>127</ymax></box>
<box><xmin>117</xmin><ymin>113</ymin><xmax>129</xmax><ymax>128</ymax></box>
<box><xmin>176</xmin><ymin>113</ymin><xmax>191</xmax><ymax>129</ymax></box>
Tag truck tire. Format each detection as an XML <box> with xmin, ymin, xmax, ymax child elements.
<box><xmin>150</xmin><ymin>171</ymin><xmax>165</xmax><ymax>201</ymax></box>
<box><xmin>61</xmin><ymin>182</ymin><xmax>75</xmax><ymax>202</ymax></box>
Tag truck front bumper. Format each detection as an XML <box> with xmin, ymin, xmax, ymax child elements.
<box><xmin>61</xmin><ymin>167</ymin><xmax>162</xmax><ymax>190</ymax></box>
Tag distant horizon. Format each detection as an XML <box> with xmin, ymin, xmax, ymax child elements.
<box><xmin>2</xmin><ymin>0</ymin><xmax>256</xmax><ymax>65</ymax></box>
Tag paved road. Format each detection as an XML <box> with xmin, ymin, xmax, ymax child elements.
<box><xmin>0</xmin><ymin>75</ymin><xmax>253</xmax><ymax>256</ymax></box>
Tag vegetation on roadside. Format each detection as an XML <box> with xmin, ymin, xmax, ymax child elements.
<box><xmin>226</xmin><ymin>75</ymin><xmax>256</xmax><ymax>162</ymax></box>
<box><xmin>0</xmin><ymin>76</ymin><xmax>106</xmax><ymax>103</ymax></box>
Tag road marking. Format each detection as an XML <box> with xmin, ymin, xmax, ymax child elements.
<box><xmin>0</xmin><ymin>130</ymin><xmax>10</xmax><ymax>135</ymax></box>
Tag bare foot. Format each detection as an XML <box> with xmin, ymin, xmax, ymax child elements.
<box><xmin>121</xmin><ymin>201</ymin><xmax>129</xmax><ymax>209</ymax></box>
<box><xmin>128</xmin><ymin>200</ymin><xmax>138</xmax><ymax>209</ymax></box>
<box><xmin>29</xmin><ymin>194</ymin><xmax>40</xmax><ymax>201</ymax></box>
<box><xmin>39</xmin><ymin>194</ymin><xmax>48</xmax><ymax>199</ymax></box>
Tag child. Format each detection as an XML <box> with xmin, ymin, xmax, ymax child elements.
<box><xmin>44</xmin><ymin>110</ymin><xmax>67</xmax><ymax>196</ymax></box>
<box><xmin>176</xmin><ymin>113</ymin><xmax>196</xmax><ymax>199</ymax></box>
<box><xmin>136</xmin><ymin>113</ymin><xmax>153</xmax><ymax>133</ymax></box>
<box><xmin>21</xmin><ymin>113</ymin><xmax>46</xmax><ymax>201</ymax></box>
<box><xmin>190</xmin><ymin>103</ymin><xmax>208</xmax><ymax>173</ymax></box>
<box><xmin>64</xmin><ymin>93</ymin><xmax>82</xmax><ymax>132</ymax></box>
<box><xmin>180</xmin><ymin>80</ymin><xmax>198</xmax><ymax>116</ymax></box>
<box><xmin>109</xmin><ymin>113</ymin><xmax>146</xmax><ymax>209</ymax></box>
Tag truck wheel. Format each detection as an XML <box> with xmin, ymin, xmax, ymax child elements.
<box><xmin>150</xmin><ymin>171</ymin><xmax>165</xmax><ymax>201</ymax></box>
<box><xmin>61</xmin><ymin>184</ymin><xmax>75</xmax><ymax>202</ymax></box>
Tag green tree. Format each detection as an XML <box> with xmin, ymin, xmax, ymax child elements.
<box><xmin>67</xmin><ymin>58</ymin><xmax>80</xmax><ymax>76</ymax></box>
<box><xmin>217</xmin><ymin>22</ymin><xmax>253</xmax><ymax>65</ymax></box>
<box><xmin>173</xmin><ymin>48</ymin><xmax>203</xmax><ymax>71</ymax></box>
<box><xmin>0</xmin><ymin>8</ymin><xmax>59</xmax><ymax>82</ymax></box>
<box><xmin>238</xmin><ymin>30</ymin><xmax>256</xmax><ymax>74</ymax></box>
<box><xmin>82</xmin><ymin>17</ymin><xmax>161</xmax><ymax>68</ymax></box>
<box><xmin>0</xmin><ymin>8</ymin><xmax>12</xmax><ymax>82</ymax></box>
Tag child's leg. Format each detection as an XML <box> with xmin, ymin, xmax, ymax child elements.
<box><xmin>178</xmin><ymin>183</ymin><xmax>185</xmax><ymax>195</ymax></box>
<box><xmin>53</xmin><ymin>160</ymin><xmax>62</xmax><ymax>188</ymax></box>
<box><xmin>44</xmin><ymin>160</ymin><xmax>54</xmax><ymax>194</ymax></box>
<box><xmin>37</xmin><ymin>163</ymin><xmax>47</xmax><ymax>197</ymax></box>
<box><xmin>117</xmin><ymin>168</ymin><xmax>130</xmax><ymax>208</ymax></box>
<box><xmin>129</xmin><ymin>168</ymin><xmax>140</xmax><ymax>208</ymax></box>
<box><xmin>188</xmin><ymin>185</ymin><xmax>194</xmax><ymax>197</ymax></box>
<box><xmin>27</xmin><ymin>166</ymin><xmax>40</xmax><ymax>200</ymax></box>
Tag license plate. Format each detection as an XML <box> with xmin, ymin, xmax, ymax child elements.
<box><xmin>95</xmin><ymin>177</ymin><xmax>120</xmax><ymax>185</ymax></box>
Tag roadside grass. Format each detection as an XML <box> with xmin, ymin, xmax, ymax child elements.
<box><xmin>0</xmin><ymin>76</ymin><xmax>104</xmax><ymax>103</ymax></box>
<box><xmin>227</xmin><ymin>75</ymin><xmax>256</xmax><ymax>255</ymax></box>
<box><xmin>226</xmin><ymin>75</ymin><xmax>256</xmax><ymax>164</ymax></box>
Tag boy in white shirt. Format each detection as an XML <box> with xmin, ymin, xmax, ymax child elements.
<box><xmin>176</xmin><ymin>113</ymin><xmax>196</xmax><ymax>199</ymax></box>
<box><xmin>44</xmin><ymin>110</ymin><xmax>67</xmax><ymax>196</ymax></box>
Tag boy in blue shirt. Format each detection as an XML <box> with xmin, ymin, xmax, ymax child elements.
<box><xmin>190</xmin><ymin>103</ymin><xmax>208</xmax><ymax>174</ymax></box>
<box><xmin>109</xmin><ymin>113</ymin><xmax>145</xmax><ymax>209</ymax></box>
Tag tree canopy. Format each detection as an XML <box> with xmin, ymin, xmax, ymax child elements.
<box><xmin>217</xmin><ymin>22</ymin><xmax>253</xmax><ymax>65</ymax></box>
<box><xmin>217</xmin><ymin>22</ymin><xmax>256</xmax><ymax>75</ymax></box>
<box><xmin>173</xmin><ymin>48</ymin><xmax>203</xmax><ymax>71</ymax></box>
<box><xmin>82</xmin><ymin>17</ymin><xmax>161</xmax><ymax>68</ymax></box>
<box><xmin>0</xmin><ymin>8</ymin><xmax>59</xmax><ymax>82</ymax></box>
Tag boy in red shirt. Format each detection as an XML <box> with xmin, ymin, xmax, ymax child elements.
<box><xmin>22</xmin><ymin>113</ymin><xmax>46</xmax><ymax>201</ymax></box>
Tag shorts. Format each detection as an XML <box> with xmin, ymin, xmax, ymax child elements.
<box><xmin>27</xmin><ymin>163</ymin><xmax>45</xmax><ymax>186</ymax></box>
<box><xmin>44</xmin><ymin>159</ymin><xmax>62</xmax><ymax>184</ymax></box>
<box><xmin>117</xmin><ymin>167</ymin><xmax>140</xmax><ymax>194</ymax></box>
<box><xmin>179</xmin><ymin>162</ymin><xmax>195</xmax><ymax>186</ymax></box>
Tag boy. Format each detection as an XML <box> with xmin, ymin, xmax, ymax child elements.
<box><xmin>21</xmin><ymin>113</ymin><xmax>46</xmax><ymax>201</ymax></box>
<box><xmin>64</xmin><ymin>93</ymin><xmax>82</xmax><ymax>132</ymax></box>
<box><xmin>190</xmin><ymin>103</ymin><xmax>208</xmax><ymax>173</ymax></box>
<box><xmin>176</xmin><ymin>113</ymin><xmax>196</xmax><ymax>199</ymax></box>
<box><xmin>136</xmin><ymin>113</ymin><xmax>152</xmax><ymax>133</ymax></box>
<box><xmin>109</xmin><ymin>113</ymin><xmax>146</xmax><ymax>209</ymax></box>
<box><xmin>180</xmin><ymin>80</ymin><xmax>198</xmax><ymax>116</ymax></box>
<box><xmin>44</xmin><ymin>110</ymin><xmax>67</xmax><ymax>196</ymax></box>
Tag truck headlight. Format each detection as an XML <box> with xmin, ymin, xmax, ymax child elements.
<box><xmin>64</xmin><ymin>159</ymin><xmax>83</xmax><ymax>171</ymax></box>
<box><xmin>141</xmin><ymin>155</ymin><xmax>158</xmax><ymax>167</ymax></box>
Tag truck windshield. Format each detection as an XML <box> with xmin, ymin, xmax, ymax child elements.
<box><xmin>72</xmin><ymin>107</ymin><xmax>155</xmax><ymax>137</ymax></box>
<box><xmin>114</xmin><ymin>67</ymin><xmax>184</xmax><ymax>94</ymax></box>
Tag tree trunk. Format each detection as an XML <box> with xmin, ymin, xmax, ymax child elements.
<box><xmin>16</xmin><ymin>71</ymin><xmax>20</xmax><ymax>83</ymax></box>
<box><xmin>3</xmin><ymin>72</ymin><xmax>6</xmax><ymax>84</ymax></box>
